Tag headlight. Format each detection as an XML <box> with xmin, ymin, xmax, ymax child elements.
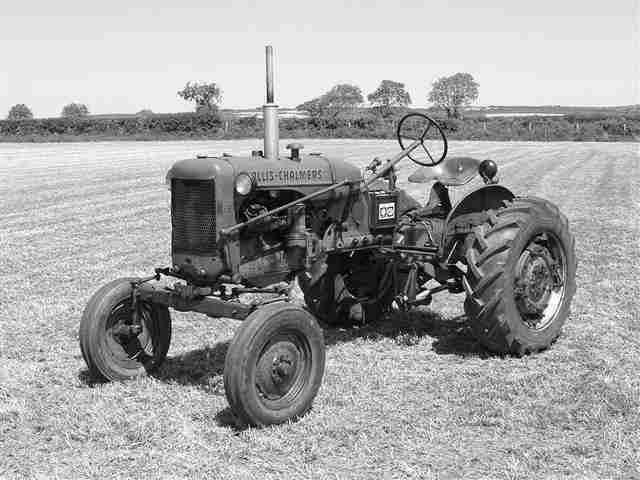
<box><xmin>235</xmin><ymin>173</ymin><xmax>254</xmax><ymax>195</ymax></box>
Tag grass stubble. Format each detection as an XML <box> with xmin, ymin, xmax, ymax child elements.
<box><xmin>0</xmin><ymin>140</ymin><xmax>638</xmax><ymax>479</ymax></box>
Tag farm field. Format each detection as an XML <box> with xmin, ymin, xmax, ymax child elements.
<box><xmin>0</xmin><ymin>139</ymin><xmax>639</xmax><ymax>479</ymax></box>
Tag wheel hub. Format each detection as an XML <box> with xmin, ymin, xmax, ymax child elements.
<box><xmin>256</xmin><ymin>341</ymin><xmax>301</xmax><ymax>400</ymax></box>
<box><xmin>514</xmin><ymin>239</ymin><xmax>565</xmax><ymax>329</ymax></box>
<box><xmin>272</xmin><ymin>353</ymin><xmax>294</xmax><ymax>383</ymax></box>
<box><xmin>107</xmin><ymin>304</ymin><xmax>152</xmax><ymax>360</ymax></box>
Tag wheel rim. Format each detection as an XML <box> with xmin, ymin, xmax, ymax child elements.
<box><xmin>254</xmin><ymin>330</ymin><xmax>312</xmax><ymax>410</ymax></box>
<box><xmin>514</xmin><ymin>231</ymin><xmax>567</xmax><ymax>330</ymax></box>
<box><xmin>104</xmin><ymin>300</ymin><xmax>154</xmax><ymax>369</ymax></box>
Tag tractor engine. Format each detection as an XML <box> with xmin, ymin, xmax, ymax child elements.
<box><xmin>166</xmin><ymin>151</ymin><xmax>363</xmax><ymax>287</ymax></box>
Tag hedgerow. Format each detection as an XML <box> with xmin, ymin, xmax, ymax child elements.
<box><xmin>0</xmin><ymin>111</ymin><xmax>637</xmax><ymax>142</ymax></box>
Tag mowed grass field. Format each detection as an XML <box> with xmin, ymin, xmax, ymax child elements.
<box><xmin>1</xmin><ymin>139</ymin><xmax>638</xmax><ymax>479</ymax></box>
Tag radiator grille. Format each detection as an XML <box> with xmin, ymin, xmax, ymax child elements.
<box><xmin>171</xmin><ymin>179</ymin><xmax>216</xmax><ymax>253</ymax></box>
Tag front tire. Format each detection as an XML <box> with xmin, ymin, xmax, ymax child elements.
<box><xmin>79</xmin><ymin>278</ymin><xmax>172</xmax><ymax>380</ymax></box>
<box><xmin>224</xmin><ymin>303</ymin><xmax>325</xmax><ymax>427</ymax></box>
<box><xmin>463</xmin><ymin>198</ymin><xmax>576</xmax><ymax>355</ymax></box>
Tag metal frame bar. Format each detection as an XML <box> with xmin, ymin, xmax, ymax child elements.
<box><xmin>137</xmin><ymin>283</ymin><xmax>254</xmax><ymax>320</ymax></box>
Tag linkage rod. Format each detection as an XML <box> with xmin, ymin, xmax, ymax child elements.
<box><xmin>362</xmin><ymin>138</ymin><xmax>422</xmax><ymax>189</ymax></box>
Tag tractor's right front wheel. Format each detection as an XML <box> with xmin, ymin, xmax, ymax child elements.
<box><xmin>463</xmin><ymin>197</ymin><xmax>576</xmax><ymax>355</ymax></box>
<box><xmin>79</xmin><ymin>278</ymin><xmax>172</xmax><ymax>380</ymax></box>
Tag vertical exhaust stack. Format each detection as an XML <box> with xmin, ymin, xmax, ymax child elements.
<box><xmin>263</xmin><ymin>45</ymin><xmax>279</xmax><ymax>160</ymax></box>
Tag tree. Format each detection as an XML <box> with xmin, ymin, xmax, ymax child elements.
<box><xmin>297</xmin><ymin>84</ymin><xmax>364</xmax><ymax>119</ymax></box>
<box><xmin>7</xmin><ymin>104</ymin><xmax>33</xmax><ymax>120</ymax></box>
<box><xmin>297</xmin><ymin>98</ymin><xmax>324</xmax><ymax>119</ymax></box>
<box><xmin>367</xmin><ymin>80</ymin><xmax>411</xmax><ymax>117</ymax></box>
<box><xmin>61</xmin><ymin>103</ymin><xmax>89</xmax><ymax>118</ymax></box>
<box><xmin>428</xmin><ymin>73</ymin><xmax>479</xmax><ymax>118</ymax></box>
<box><xmin>177</xmin><ymin>81</ymin><xmax>222</xmax><ymax>114</ymax></box>
<box><xmin>322</xmin><ymin>84</ymin><xmax>364</xmax><ymax>112</ymax></box>
<box><xmin>136</xmin><ymin>109</ymin><xmax>154</xmax><ymax>118</ymax></box>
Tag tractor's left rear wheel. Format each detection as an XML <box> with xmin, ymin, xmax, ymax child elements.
<box><xmin>79</xmin><ymin>278</ymin><xmax>172</xmax><ymax>381</ymax></box>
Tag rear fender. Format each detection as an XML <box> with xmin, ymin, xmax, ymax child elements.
<box><xmin>441</xmin><ymin>184</ymin><xmax>515</xmax><ymax>258</ymax></box>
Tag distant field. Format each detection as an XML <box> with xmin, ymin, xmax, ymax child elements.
<box><xmin>0</xmin><ymin>140</ymin><xmax>638</xmax><ymax>479</ymax></box>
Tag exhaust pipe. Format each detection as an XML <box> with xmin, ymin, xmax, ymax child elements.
<box><xmin>263</xmin><ymin>45</ymin><xmax>279</xmax><ymax>160</ymax></box>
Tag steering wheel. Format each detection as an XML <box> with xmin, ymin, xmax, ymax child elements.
<box><xmin>396</xmin><ymin>113</ymin><xmax>448</xmax><ymax>167</ymax></box>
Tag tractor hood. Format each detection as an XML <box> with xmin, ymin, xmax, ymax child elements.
<box><xmin>166</xmin><ymin>153</ymin><xmax>362</xmax><ymax>189</ymax></box>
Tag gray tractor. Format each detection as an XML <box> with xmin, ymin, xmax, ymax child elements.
<box><xmin>79</xmin><ymin>46</ymin><xmax>576</xmax><ymax>426</ymax></box>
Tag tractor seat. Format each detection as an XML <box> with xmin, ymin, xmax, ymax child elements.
<box><xmin>408</xmin><ymin>156</ymin><xmax>483</xmax><ymax>187</ymax></box>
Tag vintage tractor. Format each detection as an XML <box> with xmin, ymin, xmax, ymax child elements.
<box><xmin>79</xmin><ymin>46</ymin><xmax>576</xmax><ymax>426</ymax></box>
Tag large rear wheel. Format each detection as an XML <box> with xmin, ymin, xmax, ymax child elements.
<box><xmin>463</xmin><ymin>197</ymin><xmax>576</xmax><ymax>355</ymax></box>
<box><xmin>79</xmin><ymin>278</ymin><xmax>172</xmax><ymax>380</ymax></box>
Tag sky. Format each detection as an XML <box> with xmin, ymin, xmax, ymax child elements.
<box><xmin>0</xmin><ymin>0</ymin><xmax>637</xmax><ymax>117</ymax></box>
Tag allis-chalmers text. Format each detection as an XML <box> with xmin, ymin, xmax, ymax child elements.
<box><xmin>250</xmin><ymin>168</ymin><xmax>327</xmax><ymax>186</ymax></box>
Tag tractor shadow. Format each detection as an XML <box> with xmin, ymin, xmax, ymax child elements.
<box><xmin>322</xmin><ymin>308</ymin><xmax>495</xmax><ymax>358</ymax></box>
<box><xmin>77</xmin><ymin>307</ymin><xmax>491</xmax><ymax>388</ymax></box>
<box><xmin>77</xmin><ymin>369</ymin><xmax>109</xmax><ymax>386</ymax></box>
<box><xmin>157</xmin><ymin>341</ymin><xmax>230</xmax><ymax>392</ymax></box>
<box><xmin>140</xmin><ymin>307</ymin><xmax>495</xmax><ymax>430</ymax></box>
<box><xmin>77</xmin><ymin>342</ymin><xmax>232</xmax><ymax>390</ymax></box>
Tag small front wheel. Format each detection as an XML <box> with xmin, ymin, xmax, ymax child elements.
<box><xmin>79</xmin><ymin>278</ymin><xmax>172</xmax><ymax>380</ymax></box>
<box><xmin>224</xmin><ymin>303</ymin><xmax>325</xmax><ymax>427</ymax></box>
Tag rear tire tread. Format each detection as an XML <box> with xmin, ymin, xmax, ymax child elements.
<box><xmin>464</xmin><ymin>197</ymin><xmax>576</xmax><ymax>355</ymax></box>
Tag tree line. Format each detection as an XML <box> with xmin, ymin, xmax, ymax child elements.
<box><xmin>296</xmin><ymin>75</ymin><xmax>478</xmax><ymax>121</ymax></box>
<box><xmin>171</xmin><ymin>77</ymin><xmax>479</xmax><ymax>120</ymax></box>
<box><xmin>4</xmin><ymin>74</ymin><xmax>637</xmax><ymax>142</ymax></box>
<box><xmin>5</xmin><ymin>73</ymin><xmax>479</xmax><ymax>121</ymax></box>
<box><xmin>169</xmin><ymin>75</ymin><xmax>479</xmax><ymax>120</ymax></box>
